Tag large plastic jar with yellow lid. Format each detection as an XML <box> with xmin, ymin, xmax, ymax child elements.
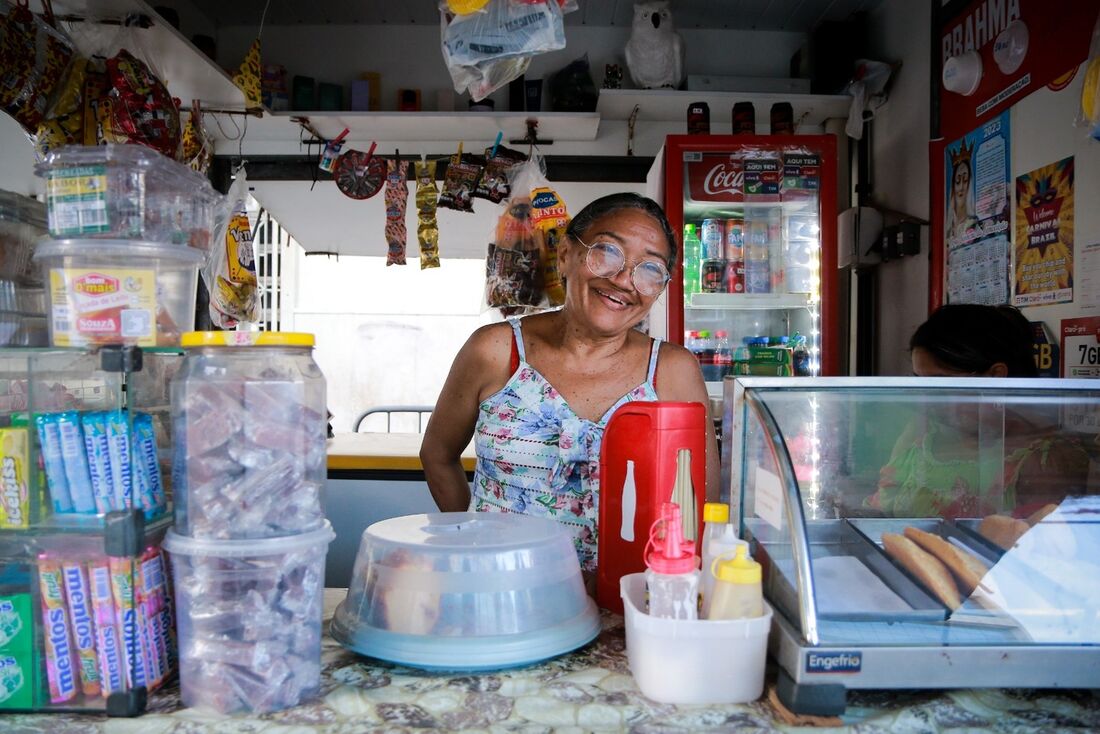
<box><xmin>170</xmin><ymin>331</ymin><xmax>327</xmax><ymax>539</ymax></box>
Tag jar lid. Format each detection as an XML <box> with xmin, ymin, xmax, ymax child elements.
<box><xmin>181</xmin><ymin>331</ymin><xmax>315</xmax><ymax>348</ymax></box>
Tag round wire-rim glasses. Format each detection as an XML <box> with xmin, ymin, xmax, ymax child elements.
<box><xmin>575</xmin><ymin>236</ymin><xmax>671</xmax><ymax>297</ymax></box>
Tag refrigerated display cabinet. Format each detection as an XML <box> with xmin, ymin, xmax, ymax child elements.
<box><xmin>722</xmin><ymin>376</ymin><xmax>1100</xmax><ymax>715</ymax></box>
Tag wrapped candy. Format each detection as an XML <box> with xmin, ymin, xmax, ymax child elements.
<box><xmin>166</xmin><ymin>526</ymin><xmax>332</xmax><ymax>714</ymax></box>
<box><xmin>415</xmin><ymin>159</ymin><xmax>440</xmax><ymax>269</ymax></box>
<box><xmin>385</xmin><ymin>157</ymin><xmax>410</xmax><ymax>266</ymax></box>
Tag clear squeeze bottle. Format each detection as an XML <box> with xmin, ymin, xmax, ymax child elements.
<box><xmin>699</xmin><ymin>502</ymin><xmax>749</xmax><ymax>618</ymax></box>
<box><xmin>706</xmin><ymin>544</ymin><xmax>764</xmax><ymax>620</ymax></box>
<box><xmin>645</xmin><ymin>502</ymin><xmax>699</xmax><ymax>619</ymax></box>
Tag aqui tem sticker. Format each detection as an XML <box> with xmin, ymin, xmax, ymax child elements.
<box><xmin>807</xmin><ymin>651</ymin><xmax>863</xmax><ymax>674</ymax></box>
<box><xmin>48</xmin><ymin>268</ymin><xmax>157</xmax><ymax>346</ymax></box>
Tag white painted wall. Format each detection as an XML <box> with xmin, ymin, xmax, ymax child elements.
<box><xmin>866</xmin><ymin>0</ymin><xmax>931</xmax><ymax>375</ymax></box>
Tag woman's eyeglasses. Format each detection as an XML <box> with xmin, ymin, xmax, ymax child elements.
<box><xmin>575</xmin><ymin>237</ymin><xmax>670</xmax><ymax>297</ymax></box>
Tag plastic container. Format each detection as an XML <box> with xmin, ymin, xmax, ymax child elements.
<box><xmin>171</xmin><ymin>332</ymin><xmax>327</xmax><ymax>539</ymax></box>
<box><xmin>35</xmin><ymin>144</ymin><xmax>221</xmax><ymax>247</ymax></box>
<box><xmin>34</xmin><ymin>239</ymin><xmax>202</xmax><ymax>348</ymax></box>
<box><xmin>0</xmin><ymin>190</ymin><xmax>46</xmax><ymax>283</ymax></box>
<box><xmin>700</xmin><ymin>502</ymin><xmax>749</xmax><ymax>617</ymax></box>
<box><xmin>644</xmin><ymin>502</ymin><xmax>699</xmax><ymax>620</ymax></box>
<box><xmin>163</xmin><ymin>522</ymin><xmax>334</xmax><ymax>714</ymax></box>
<box><xmin>621</xmin><ymin>573</ymin><xmax>772</xmax><ymax>705</ymax></box>
<box><xmin>331</xmin><ymin>512</ymin><xmax>600</xmax><ymax>671</ymax></box>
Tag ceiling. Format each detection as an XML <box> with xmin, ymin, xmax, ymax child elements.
<box><xmin>187</xmin><ymin>0</ymin><xmax>882</xmax><ymax>32</ymax></box>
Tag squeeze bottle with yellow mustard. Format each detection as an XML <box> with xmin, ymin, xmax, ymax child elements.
<box><xmin>706</xmin><ymin>544</ymin><xmax>763</xmax><ymax>620</ymax></box>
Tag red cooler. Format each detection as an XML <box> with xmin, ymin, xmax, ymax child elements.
<box><xmin>597</xmin><ymin>401</ymin><xmax>707</xmax><ymax>613</ymax></box>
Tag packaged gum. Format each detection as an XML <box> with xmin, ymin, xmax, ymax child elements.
<box><xmin>34</xmin><ymin>414</ymin><xmax>73</xmax><ymax>514</ymax></box>
<box><xmin>57</xmin><ymin>412</ymin><xmax>96</xmax><ymax>514</ymax></box>
<box><xmin>108</xmin><ymin>556</ymin><xmax>146</xmax><ymax>689</ymax></box>
<box><xmin>88</xmin><ymin>561</ymin><xmax>125</xmax><ymax>695</ymax></box>
<box><xmin>133</xmin><ymin>413</ymin><xmax>165</xmax><ymax>513</ymax></box>
<box><xmin>105</xmin><ymin>411</ymin><xmax>135</xmax><ymax>511</ymax></box>
<box><xmin>137</xmin><ymin>602</ymin><xmax>162</xmax><ymax>688</ymax></box>
<box><xmin>0</xmin><ymin>427</ymin><xmax>31</xmax><ymax>529</ymax></box>
<box><xmin>81</xmin><ymin>412</ymin><xmax>116</xmax><ymax>514</ymax></box>
<box><xmin>61</xmin><ymin>562</ymin><xmax>101</xmax><ymax>696</ymax></box>
<box><xmin>37</xmin><ymin>557</ymin><xmax>80</xmax><ymax>703</ymax></box>
<box><xmin>137</xmin><ymin>548</ymin><xmax>167</xmax><ymax>685</ymax></box>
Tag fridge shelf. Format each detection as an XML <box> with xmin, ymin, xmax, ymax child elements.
<box><xmin>688</xmin><ymin>293</ymin><xmax>813</xmax><ymax>310</ymax></box>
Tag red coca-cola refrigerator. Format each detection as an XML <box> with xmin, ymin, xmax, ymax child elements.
<box><xmin>647</xmin><ymin>134</ymin><xmax>839</xmax><ymax>380</ymax></box>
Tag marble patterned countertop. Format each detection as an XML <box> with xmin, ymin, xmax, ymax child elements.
<box><xmin>5</xmin><ymin>591</ymin><xmax>1100</xmax><ymax>733</ymax></box>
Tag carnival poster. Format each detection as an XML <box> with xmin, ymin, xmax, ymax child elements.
<box><xmin>1014</xmin><ymin>156</ymin><xmax>1074</xmax><ymax>306</ymax></box>
<box><xmin>944</xmin><ymin>112</ymin><xmax>1011</xmax><ymax>303</ymax></box>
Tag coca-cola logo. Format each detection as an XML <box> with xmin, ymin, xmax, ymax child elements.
<box><xmin>703</xmin><ymin>163</ymin><xmax>743</xmax><ymax>196</ymax></box>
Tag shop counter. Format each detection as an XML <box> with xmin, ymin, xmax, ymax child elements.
<box><xmin>325</xmin><ymin>432</ymin><xmax>476</xmax><ymax>586</ymax></box>
<box><xmin>6</xmin><ymin>589</ymin><xmax>1098</xmax><ymax>731</ymax></box>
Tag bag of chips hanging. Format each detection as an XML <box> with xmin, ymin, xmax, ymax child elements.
<box><xmin>438</xmin><ymin>151</ymin><xmax>484</xmax><ymax>213</ymax></box>
<box><xmin>484</xmin><ymin>153</ymin><xmax>550</xmax><ymax>315</ymax></box>
<box><xmin>474</xmin><ymin>145</ymin><xmax>525</xmax><ymax>203</ymax></box>
<box><xmin>0</xmin><ymin>0</ymin><xmax>75</xmax><ymax>134</ymax></box>
<box><xmin>204</xmin><ymin>171</ymin><xmax>258</xmax><ymax>328</ymax></box>
<box><xmin>106</xmin><ymin>49</ymin><xmax>181</xmax><ymax>158</ymax></box>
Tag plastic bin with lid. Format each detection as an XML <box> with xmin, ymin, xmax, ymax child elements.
<box><xmin>35</xmin><ymin>144</ymin><xmax>221</xmax><ymax>248</ymax></box>
<box><xmin>170</xmin><ymin>331</ymin><xmax>327</xmax><ymax>539</ymax></box>
<box><xmin>331</xmin><ymin>512</ymin><xmax>601</xmax><ymax>671</ymax></box>
<box><xmin>33</xmin><ymin>239</ymin><xmax>202</xmax><ymax>348</ymax></box>
<box><xmin>163</xmin><ymin>522</ymin><xmax>334</xmax><ymax>714</ymax></box>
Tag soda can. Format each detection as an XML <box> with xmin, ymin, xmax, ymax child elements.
<box><xmin>725</xmin><ymin>258</ymin><xmax>745</xmax><ymax>293</ymax></box>
<box><xmin>700</xmin><ymin>219</ymin><xmax>724</xmax><ymax>260</ymax></box>
<box><xmin>724</xmin><ymin>216</ymin><xmax>744</xmax><ymax>260</ymax></box>
<box><xmin>700</xmin><ymin>259</ymin><xmax>727</xmax><ymax>293</ymax></box>
<box><xmin>732</xmin><ymin>102</ymin><xmax>756</xmax><ymax>134</ymax></box>
<box><xmin>687</xmin><ymin>101</ymin><xmax>710</xmax><ymax>134</ymax></box>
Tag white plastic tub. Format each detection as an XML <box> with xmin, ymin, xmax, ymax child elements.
<box><xmin>164</xmin><ymin>522</ymin><xmax>334</xmax><ymax>714</ymax></box>
<box><xmin>34</xmin><ymin>239</ymin><xmax>202</xmax><ymax>347</ymax></box>
<box><xmin>621</xmin><ymin>572</ymin><xmax>772</xmax><ymax>705</ymax></box>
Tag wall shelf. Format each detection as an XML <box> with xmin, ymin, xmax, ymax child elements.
<box><xmin>51</xmin><ymin>0</ymin><xmax>247</xmax><ymax>109</ymax></box>
<box><xmin>597</xmin><ymin>89</ymin><xmax>850</xmax><ymax>130</ymax></box>
<box><xmin>229</xmin><ymin>111</ymin><xmax>600</xmax><ymax>146</ymax></box>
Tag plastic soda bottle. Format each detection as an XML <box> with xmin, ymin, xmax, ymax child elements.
<box><xmin>644</xmin><ymin>502</ymin><xmax>699</xmax><ymax>619</ymax></box>
<box><xmin>699</xmin><ymin>502</ymin><xmax>749</xmax><ymax>617</ymax></box>
<box><xmin>714</xmin><ymin>330</ymin><xmax>733</xmax><ymax>379</ymax></box>
<box><xmin>706</xmin><ymin>544</ymin><xmax>764</xmax><ymax>620</ymax></box>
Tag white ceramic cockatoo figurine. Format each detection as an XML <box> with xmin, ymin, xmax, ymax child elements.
<box><xmin>624</xmin><ymin>1</ymin><xmax>684</xmax><ymax>89</ymax></box>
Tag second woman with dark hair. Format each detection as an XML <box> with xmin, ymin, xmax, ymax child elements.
<box><xmin>421</xmin><ymin>192</ymin><xmax>720</xmax><ymax>575</ymax></box>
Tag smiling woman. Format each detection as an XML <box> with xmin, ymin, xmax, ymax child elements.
<box><xmin>420</xmin><ymin>192</ymin><xmax>720</xmax><ymax>579</ymax></box>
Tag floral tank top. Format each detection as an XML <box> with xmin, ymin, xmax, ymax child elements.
<box><xmin>470</xmin><ymin>318</ymin><xmax>662</xmax><ymax>572</ymax></box>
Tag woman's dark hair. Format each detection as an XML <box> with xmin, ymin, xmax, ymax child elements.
<box><xmin>910</xmin><ymin>304</ymin><xmax>1038</xmax><ymax>377</ymax></box>
<box><xmin>565</xmin><ymin>192</ymin><xmax>678</xmax><ymax>268</ymax></box>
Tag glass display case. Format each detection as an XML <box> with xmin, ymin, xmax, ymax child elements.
<box><xmin>0</xmin><ymin>347</ymin><xmax>178</xmax><ymax>715</ymax></box>
<box><xmin>722</xmin><ymin>377</ymin><xmax>1100</xmax><ymax>715</ymax></box>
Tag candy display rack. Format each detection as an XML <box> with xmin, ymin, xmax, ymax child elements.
<box><xmin>0</xmin><ymin>345</ymin><xmax>179</xmax><ymax>715</ymax></box>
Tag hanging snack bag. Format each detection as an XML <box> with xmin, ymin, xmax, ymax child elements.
<box><xmin>526</xmin><ymin>160</ymin><xmax>569</xmax><ymax>306</ymax></box>
<box><xmin>485</xmin><ymin>197</ymin><xmax>541</xmax><ymax>315</ymax></box>
<box><xmin>204</xmin><ymin>171</ymin><xmax>257</xmax><ymax>328</ymax></box>
<box><xmin>106</xmin><ymin>49</ymin><xmax>181</xmax><ymax>158</ymax></box>
<box><xmin>81</xmin><ymin>57</ymin><xmax>112</xmax><ymax>145</ymax></box>
<box><xmin>181</xmin><ymin>101</ymin><xmax>214</xmax><ymax>175</ymax></box>
<box><xmin>0</xmin><ymin>0</ymin><xmax>75</xmax><ymax>134</ymax></box>
<box><xmin>385</xmin><ymin>158</ymin><xmax>410</xmax><ymax>266</ymax></box>
<box><xmin>474</xmin><ymin>145</ymin><xmax>525</xmax><ymax>203</ymax></box>
<box><xmin>438</xmin><ymin>150</ymin><xmax>484</xmax><ymax>213</ymax></box>
<box><xmin>415</xmin><ymin>159</ymin><xmax>441</xmax><ymax>269</ymax></box>
<box><xmin>34</xmin><ymin>56</ymin><xmax>87</xmax><ymax>158</ymax></box>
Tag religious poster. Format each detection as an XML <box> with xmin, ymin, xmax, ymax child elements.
<box><xmin>1014</xmin><ymin>156</ymin><xmax>1074</xmax><ymax>306</ymax></box>
<box><xmin>945</xmin><ymin>112</ymin><xmax>1011</xmax><ymax>304</ymax></box>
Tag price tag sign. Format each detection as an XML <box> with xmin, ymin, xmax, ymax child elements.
<box><xmin>1060</xmin><ymin>316</ymin><xmax>1100</xmax><ymax>378</ymax></box>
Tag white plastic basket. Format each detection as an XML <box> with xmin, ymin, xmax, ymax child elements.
<box><xmin>621</xmin><ymin>572</ymin><xmax>772</xmax><ymax>704</ymax></box>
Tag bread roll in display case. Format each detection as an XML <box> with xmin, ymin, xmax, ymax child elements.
<box><xmin>722</xmin><ymin>377</ymin><xmax>1100</xmax><ymax>716</ymax></box>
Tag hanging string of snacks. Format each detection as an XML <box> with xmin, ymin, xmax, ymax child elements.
<box><xmin>415</xmin><ymin>157</ymin><xmax>441</xmax><ymax>269</ymax></box>
<box><xmin>385</xmin><ymin>152</ymin><xmax>410</xmax><ymax>266</ymax></box>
